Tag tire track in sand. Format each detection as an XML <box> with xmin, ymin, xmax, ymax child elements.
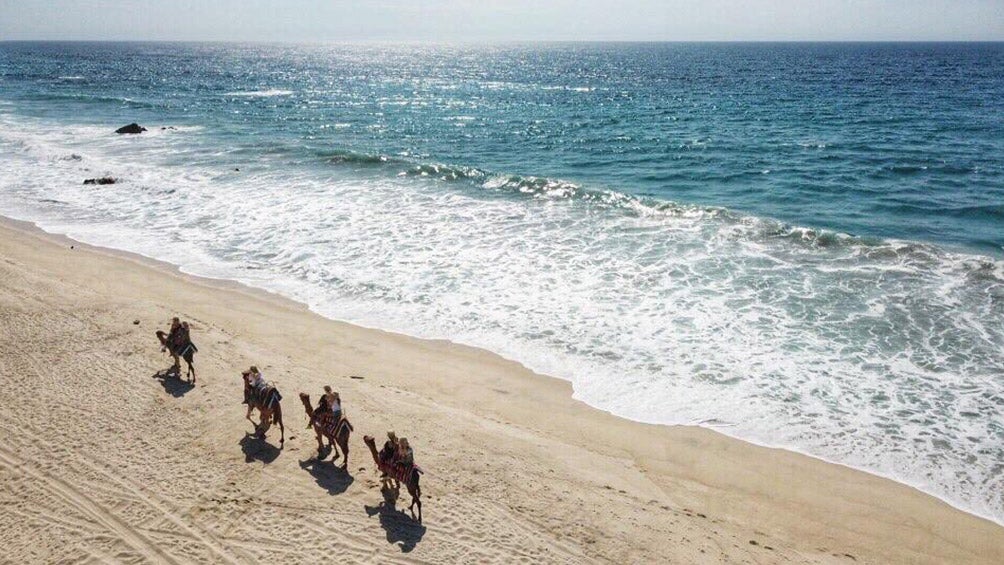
<box><xmin>0</xmin><ymin>421</ymin><xmax>244</xmax><ymax>565</ymax></box>
<box><xmin>0</xmin><ymin>441</ymin><xmax>179</xmax><ymax>565</ymax></box>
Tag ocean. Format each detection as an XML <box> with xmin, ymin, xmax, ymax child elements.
<box><xmin>1</xmin><ymin>41</ymin><xmax>1002</xmax><ymax>522</ymax></box>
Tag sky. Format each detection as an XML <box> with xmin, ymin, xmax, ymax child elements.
<box><xmin>1</xmin><ymin>0</ymin><xmax>1002</xmax><ymax>42</ymax></box>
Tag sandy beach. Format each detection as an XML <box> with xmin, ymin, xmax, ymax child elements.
<box><xmin>0</xmin><ymin>217</ymin><xmax>1001</xmax><ymax>564</ymax></box>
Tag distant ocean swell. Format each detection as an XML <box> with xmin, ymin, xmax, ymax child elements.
<box><xmin>335</xmin><ymin>151</ymin><xmax>1004</xmax><ymax>263</ymax></box>
<box><xmin>318</xmin><ymin>148</ymin><xmax>1003</xmax><ymax>251</ymax></box>
<box><xmin>1</xmin><ymin>112</ymin><xmax>1002</xmax><ymax>524</ymax></box>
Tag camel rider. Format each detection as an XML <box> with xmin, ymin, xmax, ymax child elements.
<box><xmin>379</xmin><ymin>431</ymin><xmax>398</xmax><ymax>476</ymax></box>
<box><xmin>175</xmin><ymin>321</ymin><xmax>191</xmax><ymax>351</ymax></box>
<box><xmin>395</xmin><ymin>437</ymin><xmax>414</xmax><ymax>478</ymax></box>
<box><xmin>307</xmin><ymin>387</ymin><xmax>343</xmax><ymax>427</ymax></box>
<box><xmin>156</xmin><ymin>317</ymin><xmax>182</xmax><ymax>367</ymax></box>
<box><xmin>308</xmin><ymin>385</ymin><xmax>338</xmax><ymax>428</ymax></box>
<box><xmin>176</xmin><ymin>321</ymin><xmax>198</xmax><ymax>365</ymax></box>
<box><xmin>245</xmin><ymin>366</ymin><xmax>267</xmax><ymax>405</ymax></box>
<box><xmin>160</xmin><ymin>317</ymin><xmax>181</xmax><ymax>352</ymax></box>
<box><xmin>328</xmin><ymin>390</ymin><xmax>342</xmax><ymax>422</ymax></box>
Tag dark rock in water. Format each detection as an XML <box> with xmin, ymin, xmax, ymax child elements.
<box><xmin>161</xmin><ymin>126</ymin><xmax>176</xmax><ymax>130</ymax></box>
<box><xmin>115</xmin><ymin>123</ymin><xmax>146</xmax><ymax>134</ymax></box>
<box><xmin>83</xmin><ymin>177</ymin><xmax>117</xmax><ymax>185</ymax></box>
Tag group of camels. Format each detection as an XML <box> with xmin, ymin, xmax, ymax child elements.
<box><xmin>240</xmin><ymin>371</ymin><xmax>423</xmax><ymax>522</ymax></box>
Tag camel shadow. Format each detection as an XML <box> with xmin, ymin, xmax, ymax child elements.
<box><xmin>151</xmin><ymin>368</ymin><xmax>194</xmax><ymax>397</ymax></box>
<box><xmin>299</xmin><ymin>458</ymin><xmax>354</xmax><ymax>495</ymax></box>
<box><xmin>364</xmin><ymin>487</ymin><xmax>426</xmax><ymax>553</ymax></box>
<box><xmin>239</xmin><ymin>433</ymin><xmax>281</xmax><ymax>464</ymax></box>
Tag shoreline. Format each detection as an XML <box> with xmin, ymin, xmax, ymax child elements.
<box><xmin>3</xmin><ymin>212</ymin><xmax>1002</xmax><ymax>528</ymax></box>
<box><xmin>2</xmin><ymin>214</ymin><xmax>1003</xmax><ymax>562</ymax></box>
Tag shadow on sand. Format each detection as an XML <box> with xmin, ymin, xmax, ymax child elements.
<box><xmin>151</xmin><ymin>367</ymin><xmax>194</xmax><ymax>397</ymax></box>
<box><xmin>364</xmin><ymin>487</ymin><xmax>426</xmax><ymax>553</ymax></box>
<box><xmin>299</xmin><ymin>457</ymin><xmax>355</xmax><ymax>495</ymax></box>
<box><xmin>239</xmin><ymin>433</ymin><xmax>281</xmax><ymax>464</ymax></box>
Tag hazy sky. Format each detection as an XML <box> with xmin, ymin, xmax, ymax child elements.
<box><xmin>1</xmin><ymin>0</ymin><xmax>1002</xmax><ymax>42</ymax></box>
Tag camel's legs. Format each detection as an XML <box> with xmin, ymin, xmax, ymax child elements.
<box><xmin>257</xmin><ymin>413</ymin><xmax>271</xmax><ymax>438</ymax></box>
<box><xmin>339</xmin><ymin>433</ymin><xmax>350</xmax><ymax>469</ymax></box>
<box><xmin>314</xmin><ymin>428</ymin><xmax>325</xmax><ymax>454</ymax></box>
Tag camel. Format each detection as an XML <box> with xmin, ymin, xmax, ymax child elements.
<box><xmin>156</xmin><ymin>322</ymin><xmax>196</xmax><ymax>383</ymax></box>
<box><xmin>243</xmin><ymin>372</ymin><xmax>285</xmax><ymax>445</ymax></box>
<box><xmin>299</xmin><ymin>393</ymin><xmax>353</xmax><ymax>470</ymax></box>
<box><xmin>363</xmin><ymin>435</ymin><xmax>422</xmax><ymax>522</ymax></box>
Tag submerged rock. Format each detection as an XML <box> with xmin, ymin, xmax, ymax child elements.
<box><xmin>83</xmin><ymin>177</ymin><xmax>117</xmax><ymax>185</ymax></box>
<box><xmin>115</xmin><ymin>123</ymin><xmax>146</xmax><ymax>134</ymax></box>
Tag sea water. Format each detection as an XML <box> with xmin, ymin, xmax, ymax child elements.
<box><xmin>0</xmin><ymin>42</ymin><xmax>1002</xmax><ymax>522</ymax></box>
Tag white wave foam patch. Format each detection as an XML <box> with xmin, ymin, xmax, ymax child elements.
<box><xmin>223</xmin><ymin>89</ymin><xmax>294</xmax><ymax>97</ymax></box>
<box><xmin>1</xmin><ymin>113</ymin><xmax>1003</xmax><ymax>526</ymax></box>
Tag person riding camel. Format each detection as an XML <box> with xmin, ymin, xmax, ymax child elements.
<box><xmin>328</xmin><ymin>389</ymin><xmax>342</xmax><ymax>422</ymax></box>
<box><xmin>307</xmin><ymin>385</ymin><xmax>340</xmax><ymax>429</ymax></box>
<box><xmin>163</xmin><ymin>317</ymin><xmax>181</xmax><ymax>351</ymax></box>
<box><xmin>395</xmin><ymin>437</ymin><xmax>414</xmax><ymax>479</ymax></box>
<box><xmin>244</xmin><ymin>366</ymin><xmax>267</xmax><ymax>405</ymax></box>
<box><xmin>175</xmin><ymin>321</ymin><xmax>198</xmax><ymax>382</ymax></box>
<box><xmin>379</xmin><ymin>431</ymin><xmax>398</xmax><ymax>476</ymax></box>
<box><xmin>156</xmin><ymin>317</ymin><xmax>182</xmax><ymax>369</ymax></box>
<box><xmin>175</xmin><ymin>321</ymin><xmax>190</xmax><ymax>350</ymax></box>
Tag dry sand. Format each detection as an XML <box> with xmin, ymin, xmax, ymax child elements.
<box><xmin>0</xmin><ymin>218</ymin><xmax>1002</xmax><ymax>564</ymax></box>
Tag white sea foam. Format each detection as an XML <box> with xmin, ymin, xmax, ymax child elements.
<box><xmin>222</xmin><ymin>89</ymin><xmax>294</xmax><ymax>97</ymax></box>
<box><xmin>1</xmin><ymin>113</ymin><xmax>1003</xmax><ymax>525</ymax></box>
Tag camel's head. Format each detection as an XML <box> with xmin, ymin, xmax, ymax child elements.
<box><xmin>297</xmin><ymin>393</ymin><xmax>315</xmax><ymax>416</ymax></box>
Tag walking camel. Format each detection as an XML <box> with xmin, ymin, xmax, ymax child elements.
<box><xmin>299</xmin><ymin>393</ymin><xmax>353</xmax><ymax>470</ymax></box>
<box><xmin>363</xmin><ymin>435</ymin><xmax>422</xmax><ymax>522</ymax></box>
<box><xmin>243</xmin><ymin>372</ymin><xmax>285</xmax><ymax>445</ymax></box>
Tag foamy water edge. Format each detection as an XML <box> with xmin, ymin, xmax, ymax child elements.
<box><xmin>2</xmin><ymin>210</ymin><xmax>1001</xmax><ymax>528</ymax></box>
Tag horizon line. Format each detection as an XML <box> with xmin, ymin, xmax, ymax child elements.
<box><xmin>3</xmin><ymin>38</ymin><xmax>1004</xmax><ymax>44</ymax></box>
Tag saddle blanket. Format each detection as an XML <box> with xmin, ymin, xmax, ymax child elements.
<box><xmin>318</xmin><ymin>413</ymin><xmax>351</xmax><ymax>437</ymax></box>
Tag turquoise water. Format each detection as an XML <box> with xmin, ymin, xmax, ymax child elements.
<box><xmin>4</xmin><ymin>42</ymin><xmax>1003</xmax><ymax>253</ymax></box>
<box><xmin>1</xmin><ymin>42</ymin><xmax>1002</xmax><ymax>522</ymax></box>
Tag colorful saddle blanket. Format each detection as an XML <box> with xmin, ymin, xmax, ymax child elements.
<box><xmin>317</xmin><ymin>413</ymin><xmax>351</xmax><ymax>438</ymax></box>
<box><xmin>378</xmin><ymin>459</ymin><xmax>423</xmax><ymax>483</ymax></box>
